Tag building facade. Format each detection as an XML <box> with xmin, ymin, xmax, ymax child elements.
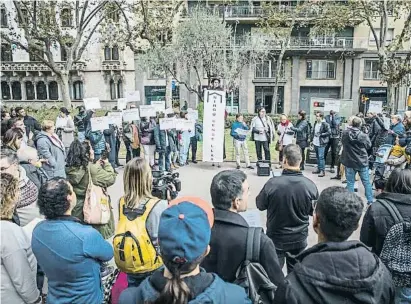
<box><xmin>1</xmin><ymin>2</ymin><xmax>135</xmax><ymax>109</ymax></box>
<box><xmin>134</xmin><ymin>1</ymin><xmax>411</xmax><ymax>115</ymax></box>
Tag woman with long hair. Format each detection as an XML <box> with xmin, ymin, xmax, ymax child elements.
<box><xmin>360</xmin><ymin>168</ymin><xmax>411</xmax><ymax>302</ymax></box>
<box><xmin>2</xmin><ymin>127</ymin><xmax>24</xmax><ymax>151</ymax></box>
<box><xmin>117</xmin><ymin>157</ymin><xmax>168</xmax><ymax>287</ymax></box>
<box><xmin>1</xmin><ymin>173</ymin><xmax>41</xmax><ymax>304</ymax></box>
<box><xmin>291</xmin><ymin>110</ymin><xmax>309</xmax><ymax>170</ymax></box>
<box><xmin>118</xmin><ymin>198</ymin><xmax>251</xmax><ymax>304</ymax></box>
<box><xmin>65</xmin><ymin>139</ymin><xmax>117</xmax><ymax>239</ymax></box>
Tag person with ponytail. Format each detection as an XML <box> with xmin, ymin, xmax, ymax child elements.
<box><xmin>119</xmin><ymin>197</ymin><xmax>251</xmax><ymax>304</ymax></box>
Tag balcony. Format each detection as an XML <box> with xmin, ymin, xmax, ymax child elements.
<box><xmin>0</xmin><ymin>61</ymin><xmax>86</xmax><ymax>72</ymax></box>
<box><xmin>364</xmin><ymin>71</ymin><xmax>382</xmax><ymax>80</ymax></box>
<box><xmin>102</xmin><ymin>60</ymin><xmax>123</xmax><ymax>71</ymax></box>
<box><xmin>218</xmin><ymin>5</ymin><xmax>323</xmax><ymax>19</ymax></box>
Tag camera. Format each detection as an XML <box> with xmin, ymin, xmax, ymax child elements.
<box><xmin>152</xmin><ymin>171</ymin><xmax>181</xmax><ymax>200</ymax></box>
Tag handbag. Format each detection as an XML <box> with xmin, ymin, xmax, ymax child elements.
<box><xmin>275</xmin><ymin>127</ymin><xmax>286</xmax><ymax>152</ymax></box>
<box><xmin>83</xmin><ymin>165</ymin><xmax>111</xmax><ymax>225</ymax></box>
<box><xmin>102</xmin><ymin>268</ymin><xmax>120</xmax><ymax>304</ymax></box>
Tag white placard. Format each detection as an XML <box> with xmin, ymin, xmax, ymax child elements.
<box><xmin>202</xmin><ymin>90</ymin><xmax>226</xmax><ymax>163</ymax></box>
<box><xmin>117</xmin><ymin>98</ymin><xmax>128</xmax><ymax>110</ymax></box>
<box><xmin>122</xmin><ymin>109</ymin><xmax>140</xmax><ymax>122</ymax></box>
<box><xmin>91</xmin><ymin>116</ymin><xmax>109</xmax><ymax>131</ymax></box>
<box><xmin>107</xmin><ymin>112</ymin><xmax>123</xmax><ymax>126</ymax></box>
<box><xmin>235</xmin><ymin>128</ymin><xmax>249</xmax><ymax>136</ymax></box>
<box><xmin>160</xmin><ymin>118</ymin><xmax>176</xmax><ymax>130</ymax></box>
<box><xmin>165</xmin><ymin>107</ymin><xmax>174</xmax><ymax>115</ymax></box>
<box><xmin>83</xmin><ymin>97</ymin><xmax>101</xmax><ymax>110</ymax></box>
<box><xmin>152</xmin><ymin>100</ymin><xmax>166</xmax><ymax>113</ymax></box>
<box><xmin>368</xmin><ymin>100</ymin><xmax>383</xmax><ymax>114</ymax></box>
<box><xmin>187</xmin><ymin>109</ymin><xmax>199</xmax><ymax>121</ymax></box>
<box><xmin>241</xmin><ymin>209</ymin><xmax>263</xmax><ymax>228</ymax></box>
<box><xmin>139</xmin><ymin>105</ymin><xmax>157</xmax><ymax>118</ymax></box>
<box><xmin>324</xmin><ymin>99</ymin><xmax>341</xmax><ymax>112</ymax></box>
<box><xmin>125</xmin><ymin>91</ymin><xmax>141</xmax><ymax>102</ymax></box>
<box><xmin>175</xmin><ymin>119</ymin><xmax>195</xmax><ymax>131</ymax></box>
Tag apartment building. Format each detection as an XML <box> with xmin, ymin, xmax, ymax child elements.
<box><xmin>0</xmin><ymin>2</ymin><xmax>135</xmax><ymax>109</ymax></box>
<box><xmin>134</xmin><ymin>1</ymin><xmax>411</xmax><ymax>115</ymax></box>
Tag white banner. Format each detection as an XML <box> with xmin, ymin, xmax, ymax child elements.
<box><xmin>152</xmin><ymin>100</ymin><xmax>166</xmax><ymax>113</ymax></box>
<box><xmin>107</xmin><ymin>112</ymin><xmax>123</xmax><ymax>126</ymax></box>
<box><xmin>160</xmin><ymin>118</ymin><xmax>176</xmax><ymax>130</ymax></box>
<box><xmin>117</xmin><ymin>98</ymin><xmax>128</xmax><ymax>110</ymax></box>
<box><xmin>368</xmin><ymin>100</ymin><xmax>383</xmax><ymax>114</ymax></box>
<box><xmin>83</xmin><ymin>97</ymin><xmax>101</xmax><ymax>110</ymax></box>
<box><xmin>202</xmin><ymin>90</ymin><xmax>226</xmax><ymax>163</ymax></box>
<box><xmin>125</xmin><ymin>91</ymin><xmax>141</xmax><ymax>102</ymax></box>
<box><xmin>324</xmin><ymin>99</ymin><xmax>341</xmax><ymax>112</ymax></box>
<box><xmin>139</xmin><ymin>105</ymin><xmax>156</xmax><ymax>118</ymax></box>
<box><xmin>122</xmin><ymin>109</ymin><xmax>140</xmax><ymax>122</ymax></box>
<box><xmin>91</xmin><ymin>117</ymin><xmax>109</xmax><ymax>131</ymax></box>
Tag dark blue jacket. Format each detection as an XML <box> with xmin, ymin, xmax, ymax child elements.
<box><xmin>32</xmin><ymin>217</ymin><xmax>114</xmax><ymax>304</ymax></box>
<box><xmin>386</xmin><ymin>122</ymin><xmax>405</xmax><ymax>145</ymax></box>
<box><xmin>231</xmin><ymin>121</ymin><xmax>249</xmax><ymax>141</ymax></box>
<box><xmin>87</xmin><ymin>130</ymin><xmax>106</xmax><ymax>155</ymax></box>
<box><xmin>119</xmin><ymin>271</ymin><xmax>251</xmax><ymax>304</ymax></box>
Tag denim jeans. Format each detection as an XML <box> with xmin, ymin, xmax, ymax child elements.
<box><xmin>395</xmin><ymin>287</ymin><xmax>411</xmax><ymax>304</ymax></box>
<box><xmin>345</xmin><ymin>166</ymin><xmax>373</xmax><ymax>203</ymax></box>
<box><xmin>314</xmin><ymin>145</ymin><xmax>325</xmax><ymax>171</ymax></box>
<box><xmin>78</xmin><ymin>131</ymin><xmax>86</xmax><ymax>142</ymax></box>
<box><xmin>158</xmin><ymin>146</ymin><xmax>171</xmax><ymax>172</ymax></box>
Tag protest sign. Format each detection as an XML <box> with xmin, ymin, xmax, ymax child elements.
<box><xmin>175</xmin><ymin>119</ymin><xmax>185</xmax><ymax>130</ymax></box>
<box><xmin>368</xmin><ymin>100</ymin><xmax>383</xmax><ymax>114</ymax></box>
<box><xmin>187</xmin><ymin>109</ymin><xmax>199</xmax><ymax>121</ymax></box>
<box><xmin>152</xmin><ymin>100</ymin><xmax>166</xmax><ymax>113</ymax></box>
<box><xmin>235</xmin><ymin>128</ymin><xmax>249</xmax><ymax>136</ymax></box>
<box><xmin>117</xmin><ymin>98</ymin><xmax>128</xmax><ymax>110</ymax></box>
<box><xmin>160</xmin><ymin>118</ymin><xmax>176</xmax><ymax>130</ymax></box>
<box><xmin>202</xmin><ymin>90</ymin><xmax>226</xmax><ymax>163</ymax></box>
<box><xmin>324</xmin><ymin>99</ymin><xmax>341</xmax><ymax>112</ymax></box>
<box><xmin>107</xmin><ymin>112</ymin><xmax>123</xmax><ymax>126</ymax></box>
<box><xmin>91</xmin><ymin>117</ymin><xmax>109</xmax><ymax>131</ymax></box>
<box><xmin>165</xmin><ymin>107</ymin><xmax>174</xmax><ymax>115</ymax></box>
<box><xmin>83</xmin><ymin>97</ymin><xmax>101</xmax><ymax>110</ymax></box>
<box><xmin>241</xmin><ymin>209</ymin><xmax>263</xmax><ymax>228</ymax></box>
<box><xmin>139</xmin><ymin>105</ymin><xmax>156</xmax><ymax>118</ymax></box>
<box><xmin>122</xmin><ymin>108</ymin><xmax>140</xmax><ymax>122</ymax></box>
<box><xmin>125</xmin><ymin>91</ymin><xmax>140</xmax><ymax>102</ymax></box>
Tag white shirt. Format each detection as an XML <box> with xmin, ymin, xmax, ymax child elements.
<box><xmin>253</xmin><ymin>116</ymin><xmax>268</xmax><ymax>141</ymax></box>
<box><xmin>313</xmin><ymin>120</ymin><xmax>323</xmax><ymax>147</ymax></box>
<box><xmin>277</xmin><ymin>123</ymin><xmax>294</xmax><ymax>146</ymax></box>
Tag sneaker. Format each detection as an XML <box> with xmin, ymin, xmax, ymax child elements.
<box><xmin>312</xmin><ymin>170</ymin><xmax>321</xmax><ymax>174</ymax></box>
<box><xmin>318</xmin><ymin>171</ymin><xmax>325</xmax><ymax>177</ymax></box>
<box><xmin>192</xmin><ymin>160</ymin><xmax>198</xmax><ymax>164</ymax></box>
<box><xmin>330</xmin><ymin>168</ymin><xmax>335</xmax><ymax>174</ymax></box>
<box><xmin>236</xmin><ymin>165</ymin><xmax>240</xmax><ymax>169</ymax></box>
<box><xmin>300</xmin><ymin>166</ymin><xmax>305</xmax><ymax>171</ymax></box>
<box><xmin>342</xmin><ymin>180</ymin><xmax>347</xmax><ymax>184</ymax></box>
<box><xmin>330</xmin><ymin>176</ymin><xmax>341</xmax><ymax>180</ymax></box>
<box><xmin>247</xmin><ymin>165</ymin><xmax>255</xmax><ymax>169</ymax></box>
<box><xmin>173</xmin><ymin>163</ymin><xmax>180</xmax><ymax>169</ymax></box>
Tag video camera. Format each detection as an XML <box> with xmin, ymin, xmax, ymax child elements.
<box><xmin>152</xmin><ymin>171</ymin><xmax>181</xmax><ymax>200</ymax></box>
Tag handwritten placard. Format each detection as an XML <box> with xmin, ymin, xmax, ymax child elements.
<box><xmin>139</xmin><ymin>105</ymin><xmax>156</xmax><ymax>118</ymax></box>
<box><xmin>122</xmin><ymin>109</ymin><xmax>140</xmax><ymax>122</ymax></box>
<box><xmin>165</xmin><ymin>107</ymin><xmax>174</xmax><ymax>115</ymax></box>
<box><xmin>235</xmin><ymin>128</ymin><xmax>249</xmax><ymax>136</ymax></box>
<box><xmin>117</xmin><ymin>98</ymin><xmax>128</xmax><ymax>110</ymax></box>
<box><xmin>368</xmin><ymin>100</ymin><xmax>383</xmax><ymax>114</ymax></box>
<box><xmin>179</xmin><ymin>120</ymin><xmax>195</xmax><ymax>131</ymax></box>
<box><xmin>83</xmin><ymin>97</ymin><xmax>101</xmax><ymax>110</ymax></box>
<box><xmin>324</xmin><ymin>99</ymin><xmax>341</xmax><ymax>112</ymax></box>
<box><xmin>107</xmin><ymin>112</ymin><xmax>123</xmax><ymax>126</ymax></box>
<box><xmin>241</xmin><ymin>209</ymin><xmax>263</xmax><ymax>228</ymax></box>
<box><xmin>91</xmin><ymin>116</ymin><xmax>109</xmax><ymax>131</ymax></box>
<box><xmin>187</xmin><ymin>109</ymin><xmax>199</xmax><ymax>121</ymax></box>
<box><xmin>160</xmin><ymin>118</ymin><xmax>176</xmax><ymax>130</ymax></box>
<box><xmin>152</xmin><ymin>100</ymin><xmax>165</xmax><ymax>113</ymax></box>
<box><xmin>125</xmin><ymin>91</ymin><xmax>141</xmax><ymax>102</ymax></box>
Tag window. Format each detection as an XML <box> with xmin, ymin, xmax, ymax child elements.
<box><xmin>369</xmin><ymin>28</ymin><xmax>394</xmax><ymax>45</ymax></box>
<box><xmin>73</xmin><ymin>81</ymin><xmax>83</xmax><ymax>100</ymax></box>
<box><xmin>108</xmin><ymin>10</ymin><xmax>119</xmax><ymax>22</ymax></box>
<box><xmin>1</xmin><ymin>8</ymin><xmax>8</xmax><ymax>28</ymax></box>
<box><xmin>104</xmin><ymin>46</ymin><xmax>119</xmax><ymax>60</ymax></box>
<box><xmin>364</xmin><ymin>60</ymin><xmax>380</xmax><ymax>80</ymax></box>
<box><xmin>110</xmin><ymin>80</ymin><xmax>116</xmax><ymax>100</ymax></box>
<box><xmin>11</xmin><ymin>82</ymin><xmax>21</xmax><ymax>100</ymax></box>
<box><xmin>61</xmin><ymin>47</ymin><xmax>67</xmax><ymax>61</ymax></box>
<box><xmin>117</xmin><ymin>80</ymin><xmax>123</xmax><ymax>98</ymax></box>
<box><xmin>1</xmin><ymin>44</ymin><xmax>12</xmax><ymax>61</ymax></box>
<box><xmin>29</xmin><ymin>45</ymin><xmax>44</xmax><ymax>61</ymax></box>
<box><xmin>25</xmin><ymin>81</ymin><xmax>35</xmax><ymax>100</ymax></box>
<box><xmin>49</xmin><ymin>81</ymin><xmax>58</xmax><ymax>100</ymax></box>
<box><xmin>18</xmin><ymin>9</ymin><xmax>28</xmax><ymax>26</ymax></box>
<box><xmin>306</xmin><ymin>60</ymin><xmax>336</xmax><ymax>79</ymax></box>
<box><xmin>255</xmin><ymin>60</ymin><xmax>285</xmax><ymax>78</ymax></box>
<box><xmin>61</xmin><ymin>8</ymin><xmax>72</xmax><ymax>27</ymax></box>
<box><xmin>36</xmin><ymin>81</ymin><xmax>47</xmax><ymax>100</ymax></box>
<box><xmin>1</xmin><ymin>81</ymin><xmax>10</xmax><ymax>100</ymax></box>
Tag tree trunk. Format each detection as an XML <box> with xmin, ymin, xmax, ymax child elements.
<box><xmin>387</xmin><ymin>83</ymin><xmax>396</xmax><ymax>114</ymax></box>
<box><xmin>58</xmin><ymin>73</ymin><xmax>71</xmax><ymax>108</ymax></box>
<box><xmin>272</xmin><ymin>50</ymin><xmax>286</xmax><ymax>114</ymax></box>
<box><xmin>165</xmin><ymin>73</ymin><xmax>173</xmax><ymax>108</ymax></box>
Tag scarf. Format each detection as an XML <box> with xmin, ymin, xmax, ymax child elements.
<box><xmin>280</xmin><ymin>120</ymin><xmax>290</xmax><ymax>127</ymax></box>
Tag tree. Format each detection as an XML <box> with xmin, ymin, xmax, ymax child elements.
<box><xmin>1</xmin><ymin>0</ymin><xmax>114</xmax><ymax>107</ymax></box>
<box><xmin>313</xmin><ymin>0</ymin><xmax>411</xmax><ymax>112</ymax></box>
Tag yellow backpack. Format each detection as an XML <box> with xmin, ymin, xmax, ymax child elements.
<box><xmin>113</xmin><ymin>197</ymin><xmax>163</xmax><ymax>274</ymax></box>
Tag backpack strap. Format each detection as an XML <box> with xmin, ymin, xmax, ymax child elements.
<box><xmin>246</xmin><ymin>227</ymin><xmax>262</xmax><ymax>263</ymax></box>
<box><xmin>379</xmin><ymin>199</ymin><xmax>404</xmax><ymax>223</ymax></box>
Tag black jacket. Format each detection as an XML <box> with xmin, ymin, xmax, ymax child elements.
<box><xmin>23</xmin><ymin>115</ymin><xmax>41</xmax><ymax>138</ymax></box>
<box><xmin>19</xmin><ymin>161</ymin><xmax>49</xmax><ymax>189</ymax></box>
<box><xmin>325</xmin><ymin>114</ymin><xmax>341</xmax><ymax>138</ymax></box>
<box><xmin>256</xmin><ymin>170</ymin><xmax>319</xmax><ymax>251</ymax></box>
<box><xmin>341</xmin><ymin>127</ymin><xmax>372</xmax><ymax>170</ymax></box>
<box><xmin>274</xmin><ymin>241</ymin><xmax>395</xmax><ymax>304</ymax></box>
<box><xmin>310</xmin><ymin>121</ymin><xmax>331</xmax><ymax>147</ymax></box>
<box><xmin>290</xmin><ymin>119</ymin><xmax>309</xmax><ymax>146</ymax></box>
<box><xmin>74</xmin><ymin>112</ymin><xmax>87</xmax><ymax>132</ymax></box>
<box><xmin>368</xmin><ymin>117</ymin><xmax>383</xmax><ymax>145</ymax></box>
<box><xmin>360</xmin><ymin>192</ymin><xmax>411</xmax><ymax>256</ymax></box>
<box><xmin>201</xmin><ymin>209</ymin><xmax>284</xmax><ymax>287</ymax></box>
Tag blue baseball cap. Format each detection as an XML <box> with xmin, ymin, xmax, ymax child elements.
<box><xmin>158</xmin><ymin>201</ymin><xmax>211</xmax><ymax>265</ymax></box>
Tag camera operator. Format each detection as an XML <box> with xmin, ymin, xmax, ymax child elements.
<box><xmin>119</xmin><ymin>157</ymin><xmax>168</xmax><ymax>286</ymax></box>
<box><xmin>152</xmin><ymin>170</ymin><xmax>181</xmax><ymax>201</ymax></box>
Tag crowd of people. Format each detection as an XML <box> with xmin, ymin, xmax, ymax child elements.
<box><xmin>1</xmin><ymin>103</ymin><xmax>411</xmax><ymax>304</ymax></box>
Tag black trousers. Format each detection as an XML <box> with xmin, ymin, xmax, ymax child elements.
<box><xmin>189</xmin><ymin>137</ymin><xmax>198</xmax><ymax>161</ymax></box>
<box><xmin>255</xmin><ymin>140</ymin><xmax>270</xmax><ymax>161</ymax></box>
<box><xmin>324</xmin><ymin>138</ymin><xmax>339</xmax><ymax>168</ymax></box>
<box><xmin>115</xmin><ymin>138</ymin><xmax>120</xmax><ymax>165</ymax></box>
<box><xmin>276</xmin><ymin>247</ymin><xmax>306</xmax><ymax>275</ymax></box>
<box><xmin>124</xmin><ymin>140</ymin><xmax>140</xmax><ymax>163</ymax></box>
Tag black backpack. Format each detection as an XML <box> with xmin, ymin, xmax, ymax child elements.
<box><xmin>379</xmin><ymin>200</ymin><xmax>411</xmax><ymax>287</ymax></box>
<box><xmin>234</xmin><ymin>228</ymin><xmax>277</xmax><ymax>304</ymax></box>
